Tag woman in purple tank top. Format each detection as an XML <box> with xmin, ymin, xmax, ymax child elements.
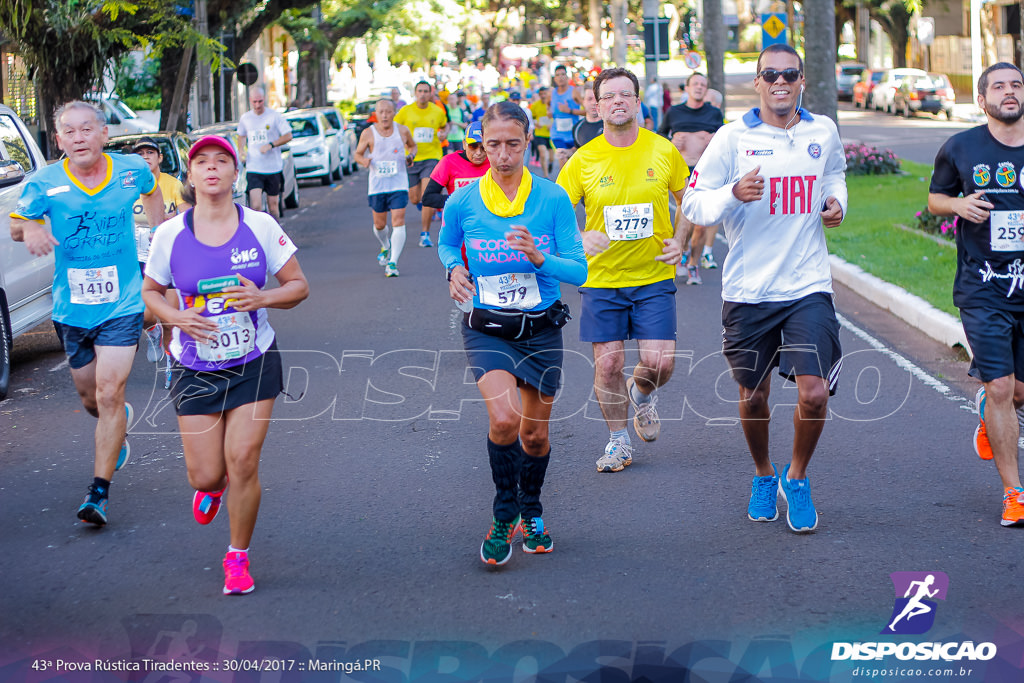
<box><xmin>142</xmin><ymin>135</ymin><xmax>309</xmax><ymax>596</ymax></box>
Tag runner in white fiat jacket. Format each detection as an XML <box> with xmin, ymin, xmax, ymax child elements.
<box><xmin>680</xmin><ymin>44</ymin><xmax>848</xmax><ymax>535</ymax></box>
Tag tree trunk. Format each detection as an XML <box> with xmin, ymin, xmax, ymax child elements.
<box><xmin>610</xmin><ymin>0</ymin><xmax>628</xmax><ymax>67</ymax></box>
<box><xmin>159</xmin><ymin>45</ymin><xmax>197</xmax><ymax>131</ymax></box>
<box><xmin>803</xmin><ymin>0</ymin><xmax>838</xmax><ymax>125</ymax></box>
<box><xmin>294</xmin><ymin>40</ymin><xmax>318</xmax><ymax>108</ymax></box>
<box><xmin>871</xmin><ymin>3</ymin><xmax>911</xmax><ymax>69</ymax></box>
<box><xmin>981</xmin><ymin>2</ymin><xmax>999</xmax><ymax>67</ymax></box>
<box><xmin>704</xmin><ymin>0</ymin><xmax>726</xmax><ymax>111</ymax></box>
<box><xmin>588</xmin><ymin>0</ymin><xmax>604</xmax><ymax>67</ymax></box>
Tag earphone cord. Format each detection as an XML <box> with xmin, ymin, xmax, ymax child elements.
<box><xmin>785</xmin><ymin>91</ymin><xmax>803</xmax><ymax>144</ymax></box>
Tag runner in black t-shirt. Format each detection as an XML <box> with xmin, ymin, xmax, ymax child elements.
<box><xmin>659</xmin><ymin>73</ymin><xmax>725</xmax><ymax>284</ymax></box>
<box><xmin>572</xmin><ymin>82</ymin><xmax>604</xmax><ymax>148</ymax></box>
<box><xmin>928</xmin><ymin>61</ymin><xmax>1024</xmax><ymax>528</ymax></box>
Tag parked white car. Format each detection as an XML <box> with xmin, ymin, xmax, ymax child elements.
<box><xmin>873</xmin><ymin>68</ymin><xmax>927</xmax><ymax>114</ymax></box>
<box><xmin>284</xmin><ymin>111</ymin><xmax>342</xmax><ymax>185</ymax></box>
<box><xmin>299</xmin><ymin>106</ymin><xmax>359</xmax><ymax>175</ymax></box>
<box><xmin>0</xmin><ymin>104</ymin><xmax>55</xmax><ymax>400</ymax></box>
<box><xmin>86</xmin><ymin>93</ymin><xmax>157</xmax><ymax>136</ymax></box>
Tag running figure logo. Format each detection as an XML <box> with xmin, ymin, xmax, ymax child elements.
<box><xmin>881</xmin><ymin>571</ymin><xmax>949</xmax><ymax>635</ymax></box>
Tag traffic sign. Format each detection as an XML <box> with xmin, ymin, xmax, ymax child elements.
<box><xmin>643</xmin><ymin>17</ymin><xmax>671</xmax><ymax>61</ymax></box>
<box><xmin>762</xmin><ymin>13</ymin><xmax>787</xmax><ymax>48</ymax></box>
<box><xmin>235</xmin><ymin>62</ymin><xmax>258</xmax><ymax>86</ymax></box>
<box><xmin>684</xmin><ymin>51</ymin><xmax>703</xmax><ymax>70</ymax></box>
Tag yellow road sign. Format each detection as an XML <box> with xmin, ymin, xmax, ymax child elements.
<box><xmin>763</xmin><ymin>14</ymin><xmax>785</xmax><ymax>39</ymax></box>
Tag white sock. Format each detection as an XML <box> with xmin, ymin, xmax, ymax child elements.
<box><xmin>702</xmin><ymin>245</ymin><xmax>713</xmax><ymax>256</ymax></box>
<box><xmin>390</xmin><ymin>225</ymin><xmax>407</xmax><ymax>265</ymax></box>
<box><xmin>610</xmin><ymin>428</ymin><xmax>631</xmax><ymax>446</ymax></box>
<box><xmin>228</xmin><ymin>545</ymin><xmax>248</xmax><ymax>555</ymax></box>
<box><xmin>373</xmin><ymin>225</ymin><xmax>390</xmax><ymax>250</ymax></box>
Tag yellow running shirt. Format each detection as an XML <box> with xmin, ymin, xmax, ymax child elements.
<box><xmin>530</xmin><ymin>100</ymin><xmax>551</xmax><ymax>137</ymax></box>
<box><xmin>557</xmin><ymin>128</ymin><xmax>689</xmax><ymax>288</ymax></box>
<box><xmin>394</xmin><ymin>103</ymin><xmax>448</xmax><ymax>161</ymax></box>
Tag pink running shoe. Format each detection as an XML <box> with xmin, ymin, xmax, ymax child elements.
<box><xmin>222</xmin><ymin>551</ymin><xmax>254</xmax><ymax>595</ymax></box>
<box><xmin>193</xmin><ymin>488</ymin><xmax>224</xmax><ymax>525</ymax></box>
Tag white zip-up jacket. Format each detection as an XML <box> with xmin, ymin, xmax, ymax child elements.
<box><xmin>680</xmin><ymin>108</ymin><xmax>847</xmax><ymax>303</ymax></box>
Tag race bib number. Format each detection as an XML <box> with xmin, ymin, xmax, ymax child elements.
<box><xmin>538</xmin><ymin>116</ymin><xmax>551</xmax><ymax>128</ymax></box>
<box><xmin>603</xmin><ymin>203</ymin><xmax>655</xmax><ymax>241</ymax></box>
<box><xmin>477</xmin><ymin>272</ymin><xmax>541</xmax><ymax>310</ymax></box>
<box><xmin>374</xmin><ymin>160</ymin><xmax>398</xmax><ymax>176</ymax></box>
<box><xmin>247</xmin><ymin>129</ymin><xmax>269</xmax><ymax>147</ymax></box>
<box><xmin>135</xmin><ymin>226</ymin><xmax>152</xmax><ymax>263</ymax></box>
<box><xmin>990</xmin><ymin>211</ymin><xmax>1024</xmax><ymax>252</ymax></box>
<box><xmin>454</xmin><ymin>177</ymin><xmax>480</xmax><ymax>189</ymax></box>
<box><xmin>555</xmin><ymin>117</ymin><xmax>573</xmax><ymax>133</ymax></box>
<box><xmin>196</xmin><ymin>312</ymin><xmax>256</xmax><ymax>362</ymax></box>
<box><xmin>413</xmin><ymin>127</ymin><xmax>435</xmax><ymax>144</ymax></box>
<box><xmin>68</xmin><ymin>266</ymin><xmax>119</xmax><ymax>305</ymax></box>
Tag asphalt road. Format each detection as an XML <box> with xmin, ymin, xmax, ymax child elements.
<box><xmin>1</xmin><ymin>138</ymin><xmax>1021</xmax><ymax>682</ymax></box>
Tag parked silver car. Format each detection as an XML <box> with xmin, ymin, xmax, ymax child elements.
<box><xmin>299</xmin><ymin>106</ymin><xmax>359</xmax><ymax>175</ymax></box>
<box><xmin>0</xmin><ymin>104</ymin><xmax>54</xmax><ymax>400</ymax></box>
<box><xmin>836</xmin><ymin>62</ymin><xmax>866</xmax><ymax>101</ymax></box>
<box><xmin>189</xmin><ymin>122</ymin><xmax>300</xmax><ymax>212</ymax></box>
<box><xmin>873</xmin><ymin>68</ymin><xmax>927</xmax><ymax>113</ymax></box>
<box><xmin>284</xmin><ymin>111</ymin><xmax>342</xmax><ymax>185</ymax></box>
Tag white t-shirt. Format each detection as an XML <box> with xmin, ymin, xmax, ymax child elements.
<box><xmin>644</xmin><ymin>82</ymin><xmax>662</xmax><ymax>109</ymax></box>
<box><xmin>237</xmin><ymin>108</ymin><xmax>291</xmax><ymax>174</ymax></box>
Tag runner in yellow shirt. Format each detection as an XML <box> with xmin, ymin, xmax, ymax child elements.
<box><xmin>529</xmin><ymin>88</ymin><xmax>552</xmax><ymax>178</ymax></box>
<box><xmin>557</xmin><ymin>67</ymin><xmax>690</xmax><ymax>474</ymax></box>
<box><xmin>394</xmin><ymin>81</ymin><xmax>450</xmax><ymax>247</ymax></box>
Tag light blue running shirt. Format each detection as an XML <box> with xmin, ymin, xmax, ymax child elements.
<box><xmin>12</xmin><ymin>153</ymin><xmax>156</xmax><ymax>328</ymax></box>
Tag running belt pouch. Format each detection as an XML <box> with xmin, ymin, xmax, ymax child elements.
<box><xmin>466</xmin><ymin>301</ymin><xmax>568</xmax><ymax>341</ymax></box>
<box><xmin>466</xmin><ymin>307</ymin><xmax>530</xmax><ymax>341</ymax></box>
<box><xmin>546</xmin><ymin>301</ymin><xmax>571</xmax><ymax>329</ymax></box>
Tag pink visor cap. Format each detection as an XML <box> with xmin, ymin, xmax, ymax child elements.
<box><xmin>188</xmin><ymin>135</ymin><xmax>239</xmax><ymax>166</ymax></box>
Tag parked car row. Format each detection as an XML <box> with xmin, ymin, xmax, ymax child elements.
<box><xmin>850</xmin><ymin>66</ymin><xmax>956</xmax><ymax>120</ymax></box>
<box><xmin>0</xmin><ymin>104</ymin><xmax>53</xmax><ymax>400</ymax></box>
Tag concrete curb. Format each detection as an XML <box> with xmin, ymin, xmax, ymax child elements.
<box><xmin>829</xmin><ymin>254</ymin><xmax>971</xmax><ymax>357</ymax></box>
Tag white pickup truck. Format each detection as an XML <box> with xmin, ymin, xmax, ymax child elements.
<box><xmin>0</xmin><ymin>104</ymin><xmax>54</xmax><ymax>400</ymax></box>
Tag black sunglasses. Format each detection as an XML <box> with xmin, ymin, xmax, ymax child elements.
<box><xmin>758</xmin><ymin>68</ymin><xmax>802</xmax><ymax>83</ymax></box>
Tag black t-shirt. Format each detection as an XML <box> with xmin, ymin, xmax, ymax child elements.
<box><xmin>931</xmin><ymin>124</ymin><xmax>1024</xmax><ymax>310</ymax></box>
<box><xmin>658</xmin><ymin>102</ymin><xmax>724</xmax><ymax>137</ymax></box>
<box><xmin>573</xmin><ymin>119</ymin><xmax>604</xmax><ymax>148</ymax></box>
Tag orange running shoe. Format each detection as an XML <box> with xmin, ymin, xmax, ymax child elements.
<box><xmin>974</xmin><ymin>387</ymin><xmax>993</xmax><ymax>461</ymax></box>
<box><xmin>1001</xmin><ymin>487</ymin><xmax>1024</xmax><ymax>527</ymax></box>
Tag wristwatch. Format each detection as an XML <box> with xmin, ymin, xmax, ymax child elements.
<box><xmin>446</xmin><ymin>264</ymin><xmax>460</xmax><ymax>281</ymax></box>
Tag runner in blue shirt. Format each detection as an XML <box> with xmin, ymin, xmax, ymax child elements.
<box><xmin>439</xmin><ymin>100</ymin><xmax>587</xmax><ymax>566</ymax></box>
<box><xmin>10</xmin><ymin>100</ymin><xmax>164</xmax><ymax>527</ymax></box>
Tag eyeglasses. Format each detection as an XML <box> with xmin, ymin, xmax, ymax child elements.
<box><xmin>758</xmin><ymin>68</ymin><xmax>802</xmax><ymax>83</ymax></box>
<box><xmin>598</xmin><ymin>90</ymin><xmax>638</xmax><ymax>101</ymax></box>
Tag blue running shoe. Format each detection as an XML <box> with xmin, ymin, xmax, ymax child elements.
<box><xmin>748</xmin><ymin>464</ymin><xmax>779</xmax><ymax>522</ymax></box>
<box><xmin>115</xmin><ymin>403</ymin><xmax>133</xmax><ymax>471</ymax></box>
<box><xmin>77</xmin><ymin>484</ymin><xmax>108</xmax><ymax>526</ymax></box>
<box><xmin>778</xmin><ymin>464</ymin><xmax>818</xmax><ymax>532</ymax></box>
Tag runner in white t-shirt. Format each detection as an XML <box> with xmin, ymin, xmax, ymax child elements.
<box><xmin>237</xmin><ymin>87</ymin><xmax>292</xmax><ymax>220</ymax></box>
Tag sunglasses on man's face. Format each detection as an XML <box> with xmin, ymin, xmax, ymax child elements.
<box><xmin>758</xmin><ymin>68</ymin><xmax>802</xmax><ymax>84</ymax></box>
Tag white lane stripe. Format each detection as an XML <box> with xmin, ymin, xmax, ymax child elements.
<box><xmin>50</xmin><ymin>358</ymin><xmax>69</xmax><ymax>373</ymax></box>
<box><xmin>835</xmin><ymin>312</ymin><xmax>964</xmax><ymax>402</ymax></box>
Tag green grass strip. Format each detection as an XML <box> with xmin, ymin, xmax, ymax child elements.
<box><xmin>826</xmin><ymin>160</ymin><xmax>959</xmax><ymax>317</ymax></box>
